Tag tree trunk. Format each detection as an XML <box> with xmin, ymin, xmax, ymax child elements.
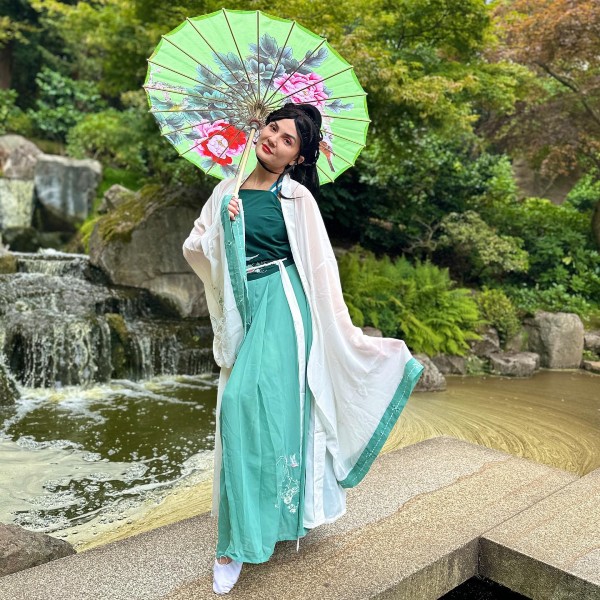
<box><xmin>0</xmin><ymin>43</ymin><xmax>13</xmax><ymax>90</ymax></box>
<box><xmin>593</xmin><ymin>198</ymin><xmax>600</xmax><ymax>249</ymax></box>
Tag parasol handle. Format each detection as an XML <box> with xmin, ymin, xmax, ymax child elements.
<box><xmin>233</xmin><ymin>126</ymin><xmax>258</xmax><ymax>197</ymax></box>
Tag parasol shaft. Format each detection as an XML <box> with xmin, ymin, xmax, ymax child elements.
<box><xmin>233</xmin><ymin>126</ymin><xmax>257</xmax><ymax>196</ymax></box>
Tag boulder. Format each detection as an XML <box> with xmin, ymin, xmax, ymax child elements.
<box><xmin>431</xmin><ymin>354</ymin><xmax>467</xmax><ymax>375</ymax></box>
<box><xmin>470</xmin><ymin>326</ymin><xmax>501</xmax><ymax>358</ymax></box>
<box><xmin>0</xmin><ymin>135</ymin><xmax>42</xmax><ymax>179</ymax></box>
<box><xmin>489</xmin><ymin>352</ymin><xmax>540</xmax><ymax>377</ymax></box>
<box><xmin>524</xmin><ymin>311</ymin><xmax>584</xmax><ymax>368</ymax></box>
<box><xmin>89</xmin><ymin>183</ymin><xmax>213</xmax><ymax>318</ymax></box>
<box><xmin>584</xmin><ymin>331</ymin><xmax>600</xmax><ymax>354</ymax></box>
<box><xmin>361</xmin><ymin>326</ymin><xmax>382</xmax><ymax>337</ymax></box>
<box><xmin>582</xmin><ymin>360</ymin><xmax>600</xmax><ymax>374</ymax></box>
<box><xmin>34</xmin><ymin>155</ymin><xmax>102</xmax><ymax>222</ymax></box>
<box><xmin>413</xmin><ymin>353</ymin><xmax>446</xmax><ymax>391</ymax></box>
<box><xmin>97</xmin><ymin>184</ymin><xmax>134</xmax><ymax>214</ymax></box>
<box><xmin>0</xmin><ymin>179</ymin><xmax>35</xmax><ymax>229</ymax></box>
<box><xmin>0</xmin><ymin>523</ymin><xmax>75</xmax><ymax>576</ymax></box>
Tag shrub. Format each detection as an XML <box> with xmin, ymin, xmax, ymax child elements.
<box><xmin>437</xmin><ymin>210</ymin><xmax>529</xmax><ymax>284</ymax></box>
<box><xmin>338</xmin><ymin>246</ymin><xmax>482</xmax><ymax>355</ymax></box>
<box><xmin>476</xmin><ymin>287</ymin><xmax>521</xmax><ymax>344</ymax></box>
<box><xmin>27</xmin><ymin>67</ymin><xmax>106</xmax><ymax>141</ymax></box>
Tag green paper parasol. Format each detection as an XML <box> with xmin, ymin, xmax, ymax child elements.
<box><xmin>144</xmin><ymin>8</ymin><xmax>369</xmax><ymax>191</ymax></box>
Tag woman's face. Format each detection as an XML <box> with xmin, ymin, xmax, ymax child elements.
<box><xmin>255</xmin><ymin>118</ymin><xmax>305</xmax><ymax>172</ymax></box>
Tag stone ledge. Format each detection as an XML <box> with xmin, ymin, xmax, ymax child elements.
<box><xmin>0</xmin><ymin>436</ymin><xmax>597</xmax><ymax>600</ymax></box>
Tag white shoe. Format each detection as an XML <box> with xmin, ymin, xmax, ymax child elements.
<box><xmin>213</xmin><ymin>557</ymin><xmax>243</xmax><ymax>595</ymax></box>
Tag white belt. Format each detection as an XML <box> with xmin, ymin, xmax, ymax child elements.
<box><xmin>245</xmin><ymin>256</ymin><xmax>290</xmax><ymax>274</ymax></box>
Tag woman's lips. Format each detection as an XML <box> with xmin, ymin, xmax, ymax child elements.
<box><xmin>261</xmin><ymin>144</ymin><xmax>273</xmax><ymax>155</ymax></box>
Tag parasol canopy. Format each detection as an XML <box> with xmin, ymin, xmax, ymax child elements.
<box><xmin>144</xmin><ymin>8</ymin><xmax>370</xmax><ymax>187</ymax></box>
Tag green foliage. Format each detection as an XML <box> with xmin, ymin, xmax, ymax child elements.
<box><xmin>484</xmin><ymin>197</ymin><xmax>600</xmax><ymax>306</ymax></box>
<box><xmin>437</xmin><ymin>210</ymin><xmax>529</xmax><ymax>283</ymax></box>
<box><xmin>502</xmin><ymin>283</ymin><xmax>592</xmax><ymax>318</ymax></box>
<box><xmin>338</xmin><ymin>246</ymin><xmax>482</xmax><ymax>355</ymax></box>
<box><xmin>27</xmin><ymin>67</ymin><xmax>106</xmax><ymax>141</ymax></box>
<box><xmin>565</xmin><ymin>173</ymin><xmax>600</xmax><ymax>212</ymax></box>
<box><xmin>475</xmin><ymin>287</ymin><xmax>521</xmax><ymax>345</ymax></box>
<box><xmin>67</xmin><ymin>109</ymin><xmax>146</xmax><ymax>173</ymax></box>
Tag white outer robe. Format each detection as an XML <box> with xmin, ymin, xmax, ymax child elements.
<box><xmin>182</xmin><ymin>174</ymin><xmax>423</xmax><ymax>531</ymax></box>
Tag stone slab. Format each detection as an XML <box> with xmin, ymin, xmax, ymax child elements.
<box><xmin>480</xmin><ymin>467</ymin><xmax>600</xmax><ymax>599</ymax></box>
<box><xmin>0</xmin><ymin>437</ymin><xmax>582</xmax><ymax>599</ymax></box>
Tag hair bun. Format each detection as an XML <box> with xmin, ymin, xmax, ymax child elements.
<box><xmin>293</xmin><ymin>103</ymin><xmax>322</xmax><ymax>129</ymax></box>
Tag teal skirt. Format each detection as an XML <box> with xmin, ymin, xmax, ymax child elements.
<box><xmin>216</xmin><ymin>261</ymin><xmax>312</xmax><ymax>563</ymax></box>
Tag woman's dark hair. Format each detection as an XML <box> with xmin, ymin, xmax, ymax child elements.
<box><xmin>260</xmin><ymin>102</ymin><xmax>323</xmax><ymax>199</ymax></box>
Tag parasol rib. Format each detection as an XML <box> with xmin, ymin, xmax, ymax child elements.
<box><xmin>143</xmin><ymin>84</ymin><xmax>242</xmax><ymax>110</ymax></box>
<box><xmin>262</xmin><ymin>38</ymin><xmax>327</xmax><ymax>107</ymax></box>
<box><xmin>158</xmin><ymin>35</ymin><xmax>246</xmax><ymax>102</ymax></box>
<box><xmin>316</xmin><ymin>161</ymin><xmax>335</xmax><ymax>183</ymax></box>
<box><xmin>325</xmin><ymin>130</ymin><xmax>367</xmax><ymax>148</ymax></box>
<box><xmin>177</xmin><ymin>123</ymin><xmax>241</xmax><ymax>157</ymax></box>
<box><xmin>270</xmin><ymin>65</ymin><xmax>355</xmax><ymax>106</ymax></box>
<box><xmin>260</xmin><ymin>21</ymin><xmax>296</xmax><ymax>106</ymax></box>
<box><xmin>264</xmin><ymin>92</ymin><xmax>368</xmax><ymax>110</ymax></box>
<box><xmin>159</xmin><ymin>116</ymin><xmax>246</xmax><ymax>137</ymax></box>
<box><xmin>185</xmin><ymin>17</ymin><xmax>256</xmax><ymax>106</ymax></box>
<box><xmin>257</xmin><ymin>12</ymin><xmax>260</xmax><ymax>103</ymax></box>
<box><xmin>205</xmin><ymin>127</ymin><xmax>248</xmax><ymax>176</ymax></box>
<box><xmin>221</xmin><ymin>9</ymin><xmax>259</xmax><ymax>105</ymax></box>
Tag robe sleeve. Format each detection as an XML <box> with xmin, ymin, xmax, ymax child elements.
<box><xmin>294</xmin><ymin>183</ymin><xmax>424</xmax><ymax>488</ymax></box>
<box><xmin>182</xmin><ymin>179</ymin><xmax>232</xmax><ymax>366</ymax></box>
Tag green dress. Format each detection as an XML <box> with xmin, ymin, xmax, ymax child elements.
<box><xmin>215</xmin><ymin>188</ymin><xmax>313</xmax><ymax>563</ymax></box>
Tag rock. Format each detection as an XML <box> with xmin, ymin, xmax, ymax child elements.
<box><xmin>34</xmin><ymin>154</ymin><xmax>102</xmax><ymax>222</ymax></box>
<box><xmin>431</xmin><ymin>354</ymin><xmax>467</xmax><ymax>375</ymax></box>
<box><xmin>0</xmin><ymin>523</ymin><xmax>75</xmax><ymax>576</ymax></box>
<box><xmin>489</xmin><ymin>351</ymin><xmax>540</xmax><ymax>377</ymax></box>
<box><xmin>470</xmin><ymin>326</ymin><xmax>501</xmax><ymax>358</ymax></box>
<box><xmin>0</xmin><ymin>357</ymin><xmax>20</xmax><ymax>405</ymax></box>
<box><xmin>97</xmin><ymin>184</ymin><xmax>134</xmax><ymax>214</ymax></box>
<box><xmin>413</xmin><ymin>354</ymin><xmax>446</xmax><ymax>391</ymax></box>
<box><xmin>466</xmin><ymin>355</ymin><xmax>488</xmax><ymax>375</ymax></box>
<box><xmin>361</xmin><ymin>326</ymin><xmax>382</xmax><ymax>337</ymax></box>
<box><xmin>505</xmin><ymin>329</ymin><xmax>527</xmax><ymax>353</ymax></box>
<box><xmin>584</xmin><ymin>331</ymin><xmax>600</xmax><ymax>354</ymax></box>
<box><xmin>524</xmin><ymin>311</ymin><xmax>584</xmax><ymax>368</ymax></box>
<box><xmin>89</xmin><ymin>183</ymin><xmax>213</xmax><ymax>318</ymax></box>
<box><xmin>0</xmin><ymin>179</ymin><xmax>35</xmax><ymax>229</ymax></box>
<box><xmin>0</xmin><ymin>134</ymin><xmax>42</xmax><ymax>179</ymax></box>
<box><xmin>582</xmin><ymin>360</ymin><xmax>600</xmax><ymax>374</ymax></box>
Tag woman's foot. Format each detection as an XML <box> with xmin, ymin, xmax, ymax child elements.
<box><xmin>213</xmin><ymin>556</ymin><xmax>243</xmax><ymax>595</ymax></box>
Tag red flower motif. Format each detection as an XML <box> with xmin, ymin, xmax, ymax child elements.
<box><xmin>193</xmin><ymin>120</ymin><xmax>247</xmax><ymax>165</ymax></box>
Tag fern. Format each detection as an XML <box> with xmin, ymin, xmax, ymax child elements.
<box><xmin>338</xmin><ymin>245</ymin><xmax>483</xmax><ymax>355</ymax></box>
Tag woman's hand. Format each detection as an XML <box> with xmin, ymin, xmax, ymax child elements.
<box><xmin>228</xmin><ymin>195</ymin><xmax>240</xmax><ymax>220</ymax></box>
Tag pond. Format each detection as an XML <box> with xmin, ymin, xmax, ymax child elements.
<box><xmin>1</xmin><ymin>369</ymin><xmax>598</xmax><ymax>551</ymax></box>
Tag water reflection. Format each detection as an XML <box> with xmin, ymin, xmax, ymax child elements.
<box><xmin>0</xmin><ymin>374</ymin><xmax>218</xmax><ymax>534</ymax></box>
<box><xmin>1</xmin><ymin>369</ymin><xmax>598</xmax><ymax>551</ymax></box>
<box><xmin>383</xmin><ymin>370</ymin><xmax>600</xmax><ymax>476</ymax></box>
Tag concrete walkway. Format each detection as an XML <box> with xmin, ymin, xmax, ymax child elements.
<box><xmin>0</xmin><ymin>436</ymin><xmax>598</xmax><ymax>599</ymax></box>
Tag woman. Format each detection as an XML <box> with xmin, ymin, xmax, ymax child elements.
<box><xmin>182</xmin><ymin>103</ymin><xmax>424</xmax><ymax>595</ymax></box>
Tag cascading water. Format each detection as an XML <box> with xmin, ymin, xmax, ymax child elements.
<box><xmin>0</xmin><ymin>248</ymin><xmax>219</xmax><ymax>549</ymax></box>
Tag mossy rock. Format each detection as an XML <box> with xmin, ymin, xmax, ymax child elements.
<box><xmin>105</xmin><ymin>313</ymin><xmax>131</xmax><ymax>378</ymax></box>
<box><xmin>95</xmin><ymin>183</ymin><xmax>207</xmax><ymax>246</ymax></box>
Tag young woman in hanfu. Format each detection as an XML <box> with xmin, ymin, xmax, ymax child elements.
<box><xmin>182</xmin><ymin>102</ymin><xmax>424</xmax><ymax>595</ymax></box>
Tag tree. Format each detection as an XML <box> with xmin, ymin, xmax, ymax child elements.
<box><xmin>485</xmin><ymin>0</ymin><xmax>600</xmax><ymax>183</ymax></box>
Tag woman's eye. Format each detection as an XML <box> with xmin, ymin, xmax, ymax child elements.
<box><xmin>284</xmin><ymin>138</ymin><xmax>291</xmax><ymax>145</ymax></box>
